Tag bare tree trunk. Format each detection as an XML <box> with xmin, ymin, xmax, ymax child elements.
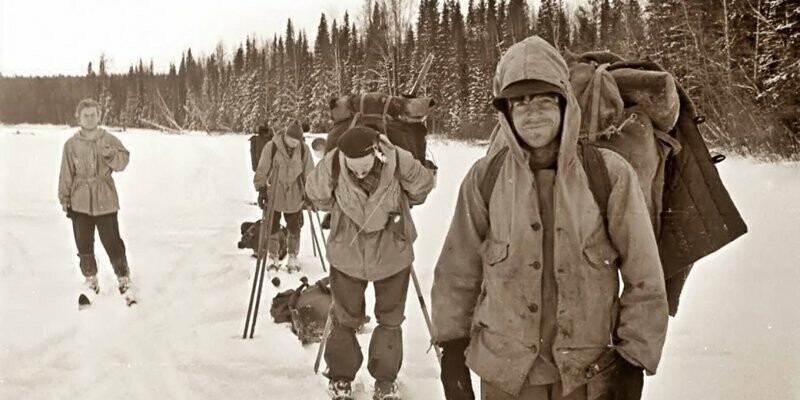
<box><xmin>722</xmin><ymin>0</ymin><xmax>733</xmax><ymax>84</ymax></box>
<box><xmin>155</xmin><ymin>89</ymin><xmax>184</xmax><ymax>131</ymax></box>
<box><xmin>140</xmin><ymin>118</ymin><xmax>182</xmax><ymax>134</ymax></box>
<box><xmin>753</xmin><ymin>0</ymin><xmax>761</xmax><ymax>82</ymax></box>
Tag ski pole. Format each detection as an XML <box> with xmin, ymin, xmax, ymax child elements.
<box><xmin>314</xmin><ymin>211</ymin><xmax>327</xmax><ymax>243</ymax></box>
<box><xmin>243</xmin><ymin>258</ymin><xmax>263</xmax><ymax>339</ymax></box>
<box><xmin>314</xmin><ymin>305</ymin><xmax>334</xmax><ymax>374</ymax></box>
<box><xmin>307</xmin><ymin>209</ymin><xmax>327</xmax><ymax>272</ymax></box>
<box><xmin>310</xmin><ymin>219</ymin><xmax>318</xmax><ymax>257</ymax></box>
<box><xmin>307</xmin><ymin>208</ymin><xmax>319</xmax><ymax>257</ymax></box>
<box><xmin>243</xmin><ymin>194</ymin><xmax>271</xmax><ymax>339</ymax></box>
<box><xmin>409</xmin><ymin>263</ymin><xmax>442</xmax><ymax>364</ymax></box>
<box><xmin>244</xmin><ymin>165</ymin><xmax>280</xmax><ymax>339</ymax></box>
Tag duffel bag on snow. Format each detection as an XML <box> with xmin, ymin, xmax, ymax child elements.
<box><xmin>270</xmin><ymin>277</ymin><xmax>332</xmax><ymax>344</ymax></box>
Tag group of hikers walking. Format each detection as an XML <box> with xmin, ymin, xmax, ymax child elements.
<box><xmin>59</xmin><ymin>34</ymin><xmax>747</xmax><ymax>400</ymax></box>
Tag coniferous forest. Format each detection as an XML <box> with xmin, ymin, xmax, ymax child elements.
<box><xmin>0</xmin><ymin>0</ymin><xmax>797</xmax><ymax>159</ymax></box>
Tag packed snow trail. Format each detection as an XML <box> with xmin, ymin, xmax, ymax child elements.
<box><xmin>1</xmin><ymin>125</ymin><xmax>797</xmax><ymax>399</ymax></box>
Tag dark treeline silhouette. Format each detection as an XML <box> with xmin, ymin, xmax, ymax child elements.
<box><xmin>0</xmin><ymin>0</ymin><xmax>797</xmax><ymax>159</ymax></box>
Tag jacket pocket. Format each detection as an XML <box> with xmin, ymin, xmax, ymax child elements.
<box><xmin>480</xmin><ymin>238</ymin><xmax>509</xmax><ymax>267</ymax></box>
<box><xmin>583</xmin><ymin>241</ymin><xmax>620</xmax><ymax>269</ymax></box>
<box><xmin>585</xmin><ymin>348</ymin><xmax>619</xmax><ymax>400</ymax></box>
<box><xmin>328</xmin><ymin>209</ymin><xmax>344</xmax><ymax>243</ymax></box>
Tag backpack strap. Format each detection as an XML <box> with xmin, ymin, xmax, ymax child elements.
<box><xmin>480</xmin><ymin>144</ymin><xmax>611</xmax><ymax>227</ymax></box>
<box><xmin>287</xmin><ymin>281</ymin><xmax>310</xmax><ymax>312</ymax></box>
<box><xmin>479</xmin><ymin>147</ymin><xmax>510</xmax><ymax>206</ymax></box>
<box><xmin>579</xmin><ymin>142</ymin><xmax>611</xmax><ymax>226</ymax></box>
<box><xmin>330</xmin><ymin>149</ymin><xmax>341</xmax><ymax>194</ymax></box>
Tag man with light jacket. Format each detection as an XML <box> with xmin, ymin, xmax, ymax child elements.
<box><xmin>306</xmin><ymin>126</ymin><xmax>436</xmax><ymax>400</ymax></box>
<box><xmin>59</xmin><ymin>98</ymin><xmax>132</xmax><ymax>295</ymax></box>
<box><xmin>431</xmin><ymin>36</ymin><xmax>669</xmax><ymax>400</ymax></box>
<box><xmin>254</xmin><ymin>121</ymin><xmax>315</xmax><ymax>271</ymax></box>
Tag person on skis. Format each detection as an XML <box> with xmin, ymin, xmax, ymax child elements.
<box><xmin>253</xmin><ymin>121</ymin><xmax>315</xmax><ymax>272</ymax></box>
<box><xmin>431</xmin><ymin>36</ymin><xmax>669</xmax><ymax>400</ymax></box>
<box><xmin>59</xmin><ymin>98</ymin><xmax>133</xmax><ymax>296</ymax></box>
<box><xmin>305</xmin><ymin>126</ymin><xmax>436</xmax><ymax>400</ymax></box>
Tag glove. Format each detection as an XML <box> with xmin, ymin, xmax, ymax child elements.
<box><xmin>613</xmin><ymin>354</ymin><xmax>644</xmax><ymax>400</ymax></box>
<box><xmin>422</xmin><ymin>159</ymin><xmax>438</xmax><ymax>174</ymax></box>
<box><xmin>64</xmin><ymin>205</ymin><xmax>75</xmax><ymax>219</ymax></box>
<box><xmin>257</xmin><ymin>189</ymin><xmax>269</xmax><ymax>209</ymax></box>
<box><xmin>303</xmin><ymin>198</ymin><xmax>316</xmax><ymax>211</ymax></box>
<box><xmin>440</xmin><ymin>337</ymin><xmax>475</xmax><ymax>400</ymax></box>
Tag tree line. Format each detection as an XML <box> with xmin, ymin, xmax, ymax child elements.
<box><xmin>0</xmin><ymin>0</ymin><xmax>796</xmax><ymax>159</ymax></box>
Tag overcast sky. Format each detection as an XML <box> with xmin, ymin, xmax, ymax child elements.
<box><xmin>0</xmin><ymin>0</ymin><xmax>577</xmax><ymax>77</ymax></box>
<box><xmin>0</xmin><ymin>0</ymin><xmax>371</xmax><ymax>76</ymax></box>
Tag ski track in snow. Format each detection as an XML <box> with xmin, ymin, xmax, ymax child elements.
<box><xmin>1</xmin><ymin>125</ymin><xmax>798</xmax><ymax>399</ymax></box>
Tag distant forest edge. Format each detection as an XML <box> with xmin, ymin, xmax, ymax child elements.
<box><xmin>1</xmin><ymin>0</ymin><xmax>797</xmax><ymax>160</ymax></box>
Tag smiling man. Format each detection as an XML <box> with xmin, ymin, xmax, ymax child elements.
<box><xmin>431</xmin><ymin>36</ymin><xmax>669</xmax><ymax>400</ymax></box>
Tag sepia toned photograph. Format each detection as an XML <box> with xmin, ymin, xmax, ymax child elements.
<box><xmin>1</xmin><ymin>0</ymin><xmax>797</xmax><ymax>399</ymax></box>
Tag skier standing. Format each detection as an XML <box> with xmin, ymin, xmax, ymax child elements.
<box><xmin>253</xmin><ymin>121</ymin><xmax>315</xmax><ymax>272</ymax></box>
<box><xmin>59</xmin><ymin>98</ymin><xmax>133</xmax><ymax>298</ymax></box>
<box><xmin>305</xmin><ymin>126</ymin><xmax>436</xmax><ymax>400</ymax></box>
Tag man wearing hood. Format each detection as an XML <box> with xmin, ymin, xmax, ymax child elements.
<box><xmin>431</xmin><ymin>36</ymin><xmax>668</xmax><ymax>400</ymax></box>
<box><xmin>254</xmin><ymin>121</ymin><xmax>315</xmax><ymax>272</ymax></box>
<box><xmin>59</xmin><ymin>98</ymin><xmax>132</xmax><ymax>296</ymax></box>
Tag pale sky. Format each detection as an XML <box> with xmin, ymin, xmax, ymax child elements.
<box><xmin>0</xmin><ymin>0</ymin><xmax>579</xmax><ymax>77</ymax></box>
<box><xmin>0</xmin><ymin>0</ymin><xmax>370</xmax><ymax>76</ymax></box>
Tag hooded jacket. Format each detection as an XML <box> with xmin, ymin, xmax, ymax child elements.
<box><xmin>305</xmin><ymin>136</ymin><xmax>435</xmax><ymax>281</ymax></box>
<box><xmin>430</xmin><ymin>36</ymin><xmax>668</xmax><ymax>396</ymax></box>
<box><xmin>253</xmin><ymin>136</ymin><xmax>315</xmax><ymax>213</ymax></box>
<box><xmin>58</xmin><ymin>129</ymin><xmax>129</xmax><ymax>216</ymax></box>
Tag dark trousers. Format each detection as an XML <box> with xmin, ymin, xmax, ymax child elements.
<box><xmin>270</xmin><ymin>210</ymin><xmax>303</xmax><ymax>235</ymax></box>
<box><xmin>270</xmin><ymin>211</ymin><xmax>303</xmax><ymax>255</ymax></box>
<box><xmin>71</xmin><ymin>212</ymin><xmax>128</xmax><ymax>277</ymax></box>
<box><xmin>324</xmin><ymin>266</ymin><xmax>411</xmax><ymax>383</ymax></box>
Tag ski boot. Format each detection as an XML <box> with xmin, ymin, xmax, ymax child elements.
<box><xmin>266</xmin><ymin>253</ymin><xmax>280</xmax><ymax>273</ymax></box>
<box><xmin>118</xmin><ymin>276</ymin><xmax>137</xmax><ymax>306</ymax></box>
<box><xmin>118</xmin><ymin>276</ymin><xmax>132</xmax><ymax>294</ymax></box>
<box><xmin>84</xmin><ymin>275</ymin><xmax>99</xmax><ymax>294</ymax></box>
<box><xmin>327</xmin><ymin>379</ymin><xmax>353</xmax><ymax>400</ymax></box>
<box><xmin>373</xmin><ymin>381</ymin><xmax>400</xmax><ymax>400</ymax></box>
<box><xmin>286</xmin><ymin>254</ymin><xmax>301</xmax><ymax>273</ymax></box>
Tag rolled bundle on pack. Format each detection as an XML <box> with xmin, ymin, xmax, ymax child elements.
<box><xmin>610</xmin><ymin>68</ymin><xmax>680</xmax><ymax>132</ymax></box>
<box><xmin>569</xmin><ymin>62</ymin><xmax>625</xmax><ymax>140</ymax></box>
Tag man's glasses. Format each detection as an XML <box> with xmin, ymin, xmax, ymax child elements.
<box><xmin>508</xmin><ymin>93</ymin><xmax>560</xmax><ymax>109</ymax></box>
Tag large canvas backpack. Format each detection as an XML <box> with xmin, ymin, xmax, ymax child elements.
<box><xmin>485</xmin><ymin>52</ymin><xmax>747</xmax><ymax>315</ymax></box>
<box><xmin>326</xmin><ymin>93</ymin><xmax>435</xmax><ymax>162</ymax></box>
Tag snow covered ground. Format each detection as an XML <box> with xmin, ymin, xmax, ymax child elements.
<box><xmin>0</xmin><ymin>124</ymin><xmax>797</xmax><ymax>399</ymax></box>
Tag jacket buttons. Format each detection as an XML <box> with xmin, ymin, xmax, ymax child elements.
<box><xmin>531</xmin><ymin>222</ymin><xmax>542</xmax><ymax>231</ymax></box>
<box><xmin>528</xmin><ymin>303</ymin><xmax>539</xmax><ymax>313</ymax></box>
<box><xmin>531</xmin><ymin>261</ymin><xmax>541</xmax><ymax>270</ymax></box>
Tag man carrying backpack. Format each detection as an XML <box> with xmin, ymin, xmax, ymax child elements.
<box><xmin>249</xmin><ymin>122</ymin><xmax>274</xmax><ymax>172</ymax></box>
<box><xmin>431</xmin><ymin>36</ymin><xmax>668</xmax><ymax>400</ymax></box>
<box><xmin>305</xmin><ymin>126</ymin><xmax>435</xmax><ymax>400</ymax></box>
<box><xmin>253</xmin><ymin>121</ymin><xmax>314</xmax><ymax>272</ymax></box>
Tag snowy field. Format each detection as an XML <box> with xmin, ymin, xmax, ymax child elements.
<box><xmin>0</xmin><ymin>124</ymin><xmax>798</xmax><ymax>399</ymax></box>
